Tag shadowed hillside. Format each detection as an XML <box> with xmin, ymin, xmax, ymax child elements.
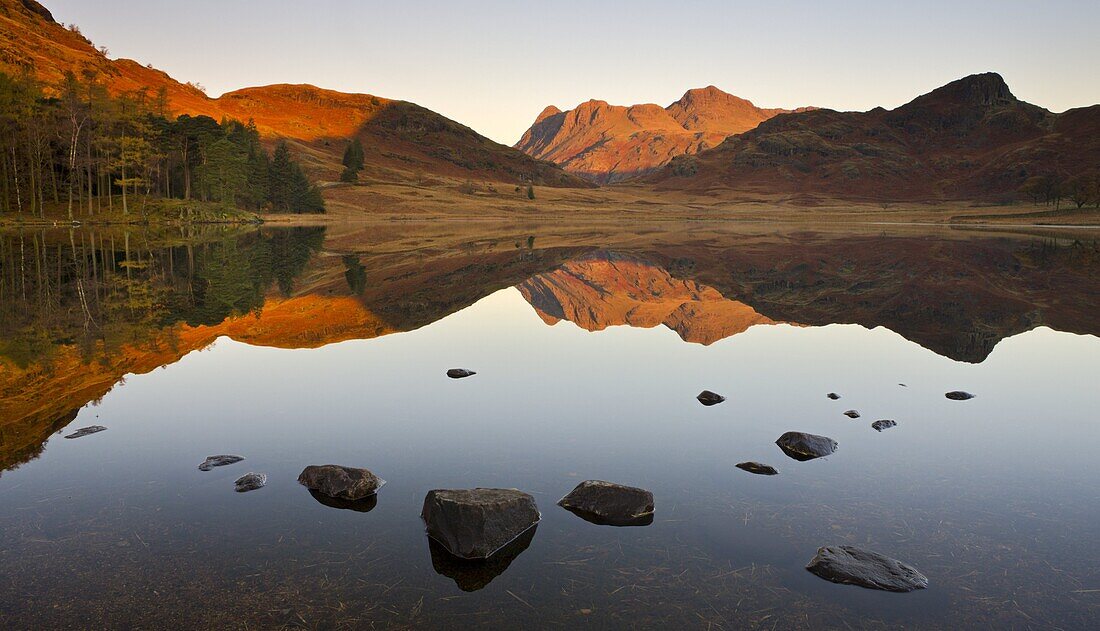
<box><xmin>651</xmin><ymin>73</ymin><xmax>1100</xmax><ymax>203</ymax></box>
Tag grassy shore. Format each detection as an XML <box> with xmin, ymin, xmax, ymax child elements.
<box><xmin>269</xmin><ymin>177</ymin><xmax>1100</xmax><ymax>227</ymax></box>
<box><xmin>6</xmin><ymin>177</ymin><xmax>1096</xmax><ymax>229</ymax></box>
<box><xmin>0</xmin><ymin>198</ymin><xmax>262</xmax><ymax>228</ymax></box>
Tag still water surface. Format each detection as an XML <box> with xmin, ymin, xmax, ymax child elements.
<box><xmin>0</xmin><ymin>224</ymin><xmax>1097</xmax><ymax>628</ymax></box>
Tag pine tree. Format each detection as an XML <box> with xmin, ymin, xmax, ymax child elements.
<box><xmin>342</xmin><ymin>138</ymin><xmax>364</xmax><ymax>171</ymax></box>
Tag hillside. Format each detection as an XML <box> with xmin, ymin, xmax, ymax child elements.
<box><xmin>515</xmin><ymin>86</ymin><xmax>809</xmax><ymax>183</ymax></box>
<box><xmin>650</xmin><ymin>73</ymin><xmax>1100</xmax><ymax>203</ymax></box>
<box><xmin>0</xmin><ymin>0</ymin><xmax>587</xmax><ymax>187</ymax></box>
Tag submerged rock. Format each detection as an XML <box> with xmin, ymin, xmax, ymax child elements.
<box><xmin>234</xmin><ymin>472</ymin><xmax>267</xmax><ymax>493</ymax></box>
<box><xmin>736</xmin><ymin>461</ymin><xmax>779</xmax><ymax>476</ymax></box>
<box><xmin>428</xmin><ymin>525</ymin><xmax>537</xmax><ymax>591</ymax></box>
<box><xmin>198</xmin><ymin>455</ymin><xmax>244</xmax><ymax>471</ymax></box>
<box><xmin>447</xmin><ymin>369</ymin><xmax>477</xmax><ymax>379</ymax></box>
<box><xmin>421</xmin><ymin>488</ymin><xmax>540</xmax><ymax>559</ymax></box>
<box><xmin>805</xmin><ymin>545</ymin><xmax>928</xmax><ymax>592</ymax></box>
<box><xmin>776</xmin><ymin>432</ymin><xmax>838</xmax><ymax>461</ymax></box>
<box><xmin>558</xmin><ymin>480</ymin><xmax>654</xmax><ymax>527</ymax></box>
<box><xmin>827</xmin><ymin>392</ymin><xmax>840</xmax><ymax>400</ymax></box>
<box><xmin>307</xmin><ymin>489</ymin><xmax>378</xmax><ymax>513</ymax></box>
<box><xmin>64</xmin><ymin>426</ymin><xmax>107</xmax><ymax>439</ymax></box>
<box><xmin>298</xmin><ymin>464</ymin><xmax>385</xmax><ymax>500</ymax></box>
<box><xmin>843</xmin><ymin>409</ymin><xmax>861</xmax><ymax>418</ymax></box>
<box><xmin>697</xmin><ymin>390</ymin><xmax>726</xmax><ymax>406</ymax></box>
<box><xmin>872</xmin><ymin>419</ymin><xmax>898</xmax><ymax>432</ymax></box>
<box><xmin>945</xmin><ymin>391</ymin><xmax>975</xmax><ymax>400</ymax></box>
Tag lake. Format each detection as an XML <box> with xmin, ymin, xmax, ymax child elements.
<box><xmin>1</xmin><ymin>222</ymin><xmax>1098</xmax><ymax>628</ymax></box>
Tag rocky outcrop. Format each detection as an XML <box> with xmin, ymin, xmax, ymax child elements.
<box><xmin>945</xmin><ymin>391</ymin><xmax>976</xmax><ymax>400</ymax></box>
<box><xmin>516</xmin><ymin>86</ymin><xmax>809</xmax><ymax>183</ymax></box>
<box><xmin>446</xmin><ymin>369</ymin><xmax>477</xmax><ymax>379</ymax></box>
<box><xmin>421</xmin><ymin>488</ymin><xmax>540</xmax><ymax>560</ymax></box>
<box><xmin>805</xmin><ymin>545</ymin><xmax>929</xmax><ymax>592</ymax></box>
<box><xmin>871</xmin><ymin>420</ymin><xmax>898</xmax><ymax>432</ymax></box>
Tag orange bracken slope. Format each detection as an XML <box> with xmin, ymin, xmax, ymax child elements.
<box><xmin>0</xmin><ymin>0</ymin><xmax>588</xmax><ymax>186</ymax></box>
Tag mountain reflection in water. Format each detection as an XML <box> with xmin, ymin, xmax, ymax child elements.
<box><xmin>1</xmin><ymin>224</ymin><xmax>1097</xmax><ymax>476</ymax></box>
<box><xmin>0</xmin><ymin>222</ymin><xmax>1098</xmax><ymax>628</ymax></box>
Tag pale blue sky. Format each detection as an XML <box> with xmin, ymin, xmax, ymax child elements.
<box><xmin>48</xmin><ymin>0</ymin><xmax>1100</xmax><ymax>144</ymax></box>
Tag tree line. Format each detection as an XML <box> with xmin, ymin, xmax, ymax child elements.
<box><xmin>1019</xmin><ymin>172</ymin><xmax>1100</xmax><ymax>210</ymax></box>
<box><xmin>0</xmin><ymin>70</ymin><xmax>324</xmax><ymax>220</ymax></box>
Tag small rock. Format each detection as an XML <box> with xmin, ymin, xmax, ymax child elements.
<box><xmin>736</xmin><ymin>462</ymin><xmax>779</xmax><ymax>475</ymax></box>
<box><xmin>843</xmin><ymin>409</ymin><xmax>861</xmax><ymax>418</ymax></box>
<box><xmin>447</xmin><ymin>369</ymin><xmax>476</xmax><ymax>379</ymax></box>
<box><xmin>945</xmin><ymin>391</ymin><xmax>975</xmax><ymax>400</ymax></box>
<box><xmin>64</xmin><ymin>426</ymin><xmax>107</xmax><ymax>439</ymax></box>
<box><xmin>827</xmin><ymin>392</ymin><xmax>840</xmax><ymax>400</ymax></box>
<box><xmin>697</xmin><ymin>390</ymin><xmax>726</xmax><ymax>406</ymax></box>
<box><xmin>871</xmin><ymin>420</ymin><xmax>897</xmax><ymax>432</ymax></box>
<box><xmin>422</xmin><ymin>488</ymin><xmax>540</xmax><ymax>559</ymax></box>
<box><xmin>776</xmin><ymin>432</ymin><xmax>838</xmax><ymax>461</ymax></box>
<box><xmin>805</xmin><ymin>545</ymin><xmax>928</xmax><ymax>592</ymax></box>
<box><xmin>298</xmin><ymin>464</ymin><xmax>385</xmax><ymax>500</ymax></box>
<box><xmin>558</xmin><ymin>480</ymin><xmax>654</xmax><ymax>527</ymax></box>
<box><xmin>234</xmin><ymin>473</ymin><xmax>267</xmax><ymax>492</ymax></box>
<box><xmin>198</xmin><ymin>455</ymin><xmax>244</xmax><ymax>471</ymax></box>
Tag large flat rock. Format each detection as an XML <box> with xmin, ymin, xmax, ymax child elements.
<box><xmin>421</xmin><ymin>488</ymin><xmax>540</xmax><ymax>560</ymax></box>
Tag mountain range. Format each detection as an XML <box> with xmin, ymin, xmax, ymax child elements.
<box><xmin>514</xmin><ymin>87</ymin><xmax>812</xmax><ymax>183</ymax></box>
<box><xmin>1</xmin><ymin>0</ymin><xmax>1097</xmax><ymax>203</ymax></box>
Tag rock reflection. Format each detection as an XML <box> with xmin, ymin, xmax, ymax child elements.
<box><xmin>560</xmin><ymin>506</ymin><xmax>655</xmax><ymax>528</ymax></box>
<box><xmin>307</xmin><ymin>489</ymin><xmax>378</xmax><ymax>513</ymax></box>
<box><xmin>428</xmin><ymin>525</ymin><xmax>537</xmax><ymax>592</ymax></box>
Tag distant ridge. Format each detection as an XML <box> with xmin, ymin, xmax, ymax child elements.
<box><xmin>515</xmin><ymin>86</ymin><xmax>811</xmax><ymax>183</ymax></box>
<box><xmin>649</xmin><ymin>73</ymin><xmax>1100</xmax><ymax>202</ymax></box>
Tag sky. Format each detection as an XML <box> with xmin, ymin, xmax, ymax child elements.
<box><xmin>47</xmin><ymin>0</ymin><xmax>1100</xmax><ymax>145</ymax></box>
